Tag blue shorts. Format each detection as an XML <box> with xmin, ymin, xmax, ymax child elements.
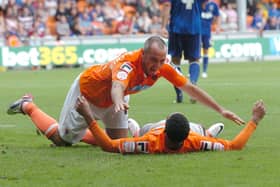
<box><xmin>168</xmin><ymin>33</ymin><xmax>201</xmax><ymax>60</ymax></box>
<box><xmin>201</xmin><ymin>35</ymin><xmax>211</xmax><ymax>49</ymax></box>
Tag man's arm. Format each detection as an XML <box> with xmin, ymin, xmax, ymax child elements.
<box><xmin>213</xmin><ymin>15</ymin><xmax>221</xmax><ymax>34</ymax></box>
<box><xmin>75</xmin><ymin>95</ymin><xmax>150</xmax><ymax>154</ymax></box>
<box><xmin>180</xmin><ymin>83</ymin><xmax>245</xmax><ymax>125</ymax></box>
<box><xmin>189</xmin><ymin>100</ymin><xmax>266</xmax><ymax>152</ymax></box>
<box><xmin>111</xmin><ymin>81</ymin><xmax>129</xmax><ymax>112</ymax></box>
<box><xmin>88</xmin><ymin>121</ymin><xmax>121</xmax><ymax>152</ymax></box>
<box><xmin>160</xmin><ymin>1</ymin><xmax>171</xmax><ymax>38</ymax></box>
<box><xmin>75</xmin><ymin>95</ymin><xmax>120</xmax><ymax>152</ymax></box>
<box><xmin>213</xmin><ymin>3</ymin><xmax>221</xmax><ymax>34</ymax></box>
<box><xmin>160</xmin><ymin>64</ymin><xmax>244</xmax><ymax>125</ymax></box>
<box><xmin>229</xmin><ymin>100</ymin><xmax>266</xmax><ymax>150</ymax></box>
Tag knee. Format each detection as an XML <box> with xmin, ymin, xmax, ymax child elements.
<box><xmin>188</xmin><ymin>58</ymin><xmax>200</xmax><ymax>63</ymax></box>
<box><xmin>171</xmin><ymin>57</ymin><xmax>181</xmax><ymax>65</ymax></box>
<box><xmin>49</xmin><ymin>131</ymin><xmax>72</xmax><ymax>146</ymax></box>
<box><xmin>106</xmin><ymin>128</ymin><xmax>128</xmax><ymax>139</ymax></box>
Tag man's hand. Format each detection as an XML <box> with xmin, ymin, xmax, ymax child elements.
<box><xmin>221</xmin><ymin>110</ymin><xmax>245</xmax><ymax>126</ymax></box>
<box><xmin>75</xmin><ymin>95</ymin><xmax>95</xmax><ymax>125</ymax></box>
<box><xmin>111</xmin><ymin>81</ymin><xmax>129</xmax><ymax>113</ymax></box>
<box><xmin>160</xmin><ymin>27</ymin><xmax>169</xmax><ymax>38</ymax></box>
<box><xmin>114</xmin><ymin>102</ymin><xmax>129</xmax><ymax>113</ymax></box>
<box><xmin>251</xmin><ymin>100</ymin><xmax>266</xmax><ymax>125</ymax></box>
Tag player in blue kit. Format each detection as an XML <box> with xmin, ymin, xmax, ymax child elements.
<box><xmin>201</xmin><ymin>0</ymin><xmax>220</xmax><ymax>78</ymax></box>
<box><xmin>161</xmin><ymin>0</ymin><xmax>207</xmax><ymax>103</ymax></box>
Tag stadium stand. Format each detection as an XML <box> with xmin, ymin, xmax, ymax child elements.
<box><xmin>0</xmin><ymin>0</ymin><xmax>278</xmax><ymax>47</ymax></box>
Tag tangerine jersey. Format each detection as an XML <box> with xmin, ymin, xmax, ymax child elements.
<box><xmin>79</xmin><ymin>49</ymin><xmax>187</xmax><ymax>107</ymax></box>
<box><xmin>89</xmin><ymin>120</ymin><xmax>257</xmax><ymax>154</ymax></box>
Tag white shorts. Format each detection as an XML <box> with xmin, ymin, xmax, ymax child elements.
<box><xmin>58</xmin><ymin>75</ymin><xmax>129</xmax><ymax>144</ymax></box>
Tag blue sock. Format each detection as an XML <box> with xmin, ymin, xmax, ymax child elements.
<box><xmin>173</xmin><ymin>65</ymin><xmax>183</xmax><ymax>102</ymax></box>
<box><xmin>189</xmin><ymin>62</ymin><xmax>200</xmax><ymax>84</ymax></box>
<box><xmin>203</xmin><ymin>55</ymin><xmax>208</xmax><ymax>73</ymax></box>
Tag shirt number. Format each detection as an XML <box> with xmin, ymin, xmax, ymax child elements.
<box><xmin>181</xmin><ymin>0</ymin><xmax>194</xmax><ymax>10</ymax></box>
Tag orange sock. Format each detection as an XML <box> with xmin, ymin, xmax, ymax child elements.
<box><xmin>81</xmin><ymin>129</ymin><xmax>98</xmax><ymax>145</ymax></box>
<box><xmin>24</xmin><ymin>102</ymin><xmax>58</xmax><ymax>138</ymax></box>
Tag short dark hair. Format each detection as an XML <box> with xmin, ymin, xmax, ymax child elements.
<box><xmin>165</xmin><ymin>113</ymin><xmax>190</xmax><ymax>142</ymax></box>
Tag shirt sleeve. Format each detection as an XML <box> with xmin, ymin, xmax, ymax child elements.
<box><xmin>118</xmin><ymin>136</ymin><xmax>151</xmax><ymax>154</ymax></box>
<box><xmin>112</xmin><ymin>62</ymin><xmax>135</xmax><ymax>89</ymax></box>
<box><xmin>188</xmin><ymin>120</ymin><xmax>257</xmax><ymax>151</ymax></box>
<box><xmin>160</xmin><ymin>63</ymin><xmax>188</xmax><ymax>87</ymax></box>
<box><xmin>228</xmin><ymin>121</ymin><xmax>257</xmax><ymax>150</ymax></box>
<box><xmin>88</xmin><ymin>121</ymin><xmax>120</xmax><ymax>153</ymax></box>
<box><xmin>88</xmin><ymin>121</ymin><xmax>151</xmax><ymax>154</ymax></box>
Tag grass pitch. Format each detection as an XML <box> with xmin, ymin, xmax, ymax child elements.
<box><xmin>0</xmin><ymin>62</ymin><xmax>279</xmax><ymax>187</ymax></box>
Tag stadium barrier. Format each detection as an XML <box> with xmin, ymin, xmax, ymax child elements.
<box><xmin>0</xmin><ymin>32</ymin><xmax>279</xmax><ymax>69</ymax></box>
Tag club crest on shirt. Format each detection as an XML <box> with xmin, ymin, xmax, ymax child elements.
<box><xmin>120</xmin><ymin>63</ymin><xmax>132</xmax><ymax>73</ymax></box>
<box><xmin>117</xmin><ymin>71</ymin><xmax>128</xmax><ymax>80</ymax></box>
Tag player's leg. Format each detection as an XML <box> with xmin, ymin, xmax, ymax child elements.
<box><xmin>190</xmin><ymin>122</ymin><xmax>224</xmax><ymax>137</ymax></box>
<box><xmin>7</xmin><ymin>94</ymin><xmax>70</xmax><ymax>146</ymax></box>
<box><xmin>139</xmin><ymin>120</ymin><xmax>166</xmax><ymax>136</ymax></box>
<box><xmin>201</xmin><ymin>35</ymin><xmax>210</xmax><ymax>78</ymax></box>
<box><xmin>168</xmin><ymin>32</ymin><xmax>183</xmax><ymax>103</ymax></box>
<box><xmin>183</xmin><ymin>34</ymin><xmax>201</xmax><ymax>85</ymax></box>
<box><xmin>172</xmin><ymin>56</ymin><xmax>184</xmax><ymax>103</ymax></box>
<box><xmin>183</xmin><ymin>34</ymin><xmax>201</xmax><ymax>103</ymax></box>
<box><xmin>81</xmin><ymin>129</ymin><xmax>97</xmax><ymax>145</ymax></box>
<box><xmin>128</xmin><ymin>118</ymin><xmax>140</xmax><ymax>137</ymax></box>
<box><xmin>206</xmin><ymin>123</ymin><xmax>224</xmax><ymax>138</ymax></box>
<box><xmin>102</xmin><ymin>95</ymin><xmax>129</xmax><ymax>139</ymax></box>
<box><xmin>58</xmin><ymin>75</ymin><xmax>97</xmax><ymax>145</ymax></box>
<box><xmin>202</xmin><ymin>48</ymin><xmax>209</xmax><ymax>78</ymax></box>
<box><xmin>189</xmin><ymin>122</ymin><xmax>207</xmax><ymax>136</ymax></box>
<box><xmin>102</xmin><ymin>111</ymin><xmax>128</xmax><ymax>139</ymax></box>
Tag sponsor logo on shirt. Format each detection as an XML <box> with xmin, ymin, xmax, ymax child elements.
<box><xmin>117</xmin><ymin>71</ymin><xmax>128</xmax><ymax>80</ymax></box>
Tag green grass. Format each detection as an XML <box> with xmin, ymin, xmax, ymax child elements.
<box><xmin>0</xmin><ymin>62</ymin><xmax>280</xmax><ymax>187</ymax></box>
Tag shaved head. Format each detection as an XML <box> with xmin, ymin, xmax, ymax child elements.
<box><xmin>143</xmin><ymin>36</ymin><xmax>167</xmax><ymax>53</ymax></box>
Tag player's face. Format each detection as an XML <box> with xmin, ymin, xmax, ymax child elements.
<box><xmin>142</xmin><ymin>46</ymin><xmax>167</xmax><ymax>76</ymax></box>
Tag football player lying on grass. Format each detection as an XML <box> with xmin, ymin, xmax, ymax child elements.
<box><xmin>127</xmin><ymin>118</ymin><xmax>224</xmax><ymax>139</ymax></box>
<box><xmin>7</xmin><ymin>94</ymin><xmax>224</xmax><ymax>146</ymax></box>
<box><xmin>76</xmin><ymin>96</ymin><xmax>266</xmax><ymax>154</ymax></box>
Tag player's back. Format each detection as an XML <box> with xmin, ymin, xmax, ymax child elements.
<box><xmin>169</xmin><ymin>0</ymin><xmax>205</xmax><ymax>34</ymax></box>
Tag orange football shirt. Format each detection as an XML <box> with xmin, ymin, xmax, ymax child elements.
<box><xmin>88</xmin><ymin>120</ymin><xmax>257</xmax><ymax>154</ymax></box>
<box><xmin>79</xmin><ymin>49</ymin><xmax>187</xmax><ymax>107</ymax></box>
